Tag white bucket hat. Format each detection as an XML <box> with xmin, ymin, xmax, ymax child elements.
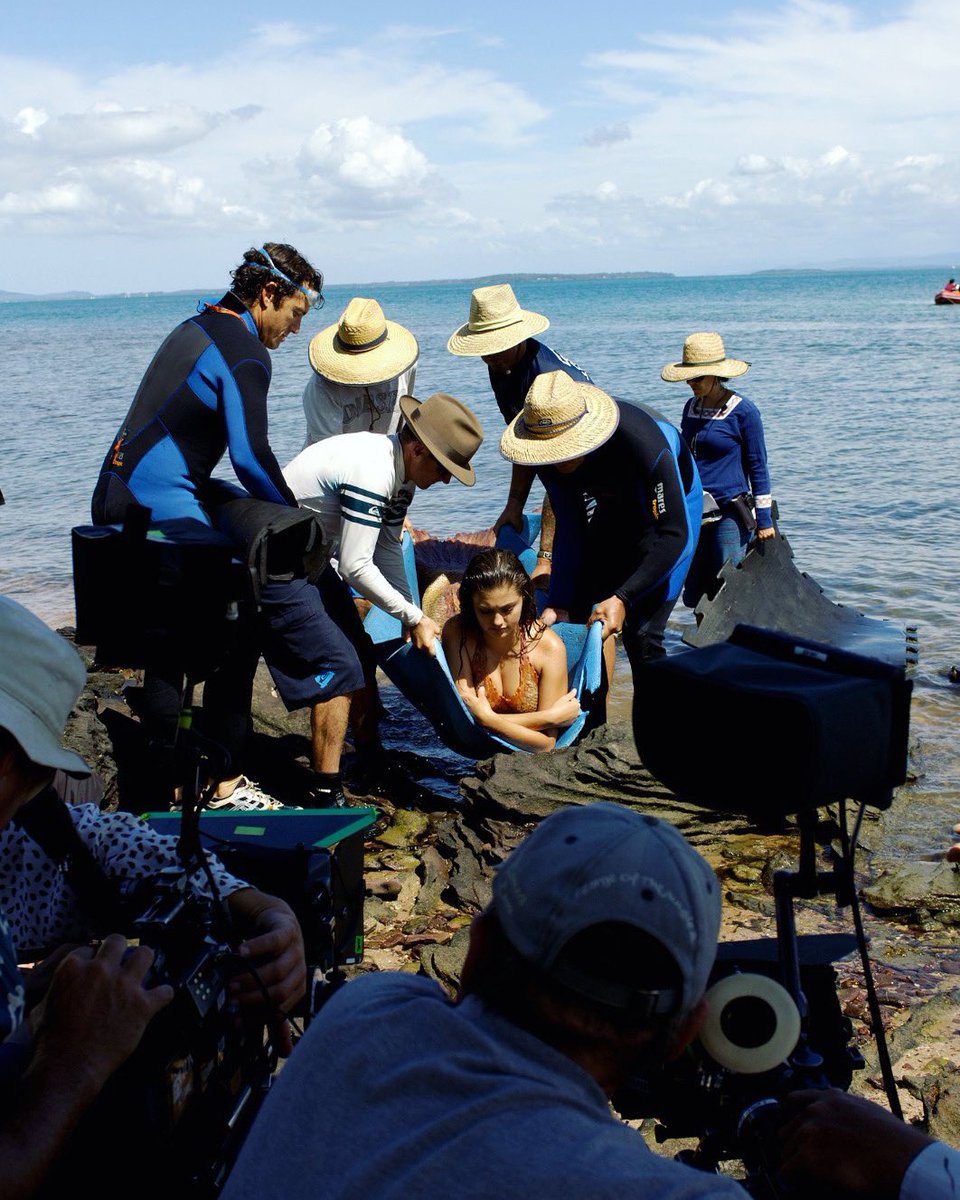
<box><xmin>447</xmin><ymin>283</ymin><xmax>549</xmax><ymax>357</ymax></box>
<box><xmin>0</xmin><ymin>596</ymin><xmax>90</xmax><ymax>776</ymax></box>
<box><xmin>308</xmin><ymin>297</ymin><xmax>419</xmax><ymax>386</ymax></box>
<box><xmin>500</xmin><ymin>371</ymin><xmax>619</xmax><ymax>467</ymax></box>
<box><xmin>661</xmin><ymin>332</ymin><xmax>750</xmax><ymax>382</ymax></box>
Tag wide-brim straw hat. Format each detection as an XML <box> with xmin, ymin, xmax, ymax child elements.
<box><xmin>447</xmin><ymin>283</ymin><xmax>550</xmax><ymax>357</ymax></box>
<box><xmin>500</xmin><ymin>371</ymin><xmax>619</xmax><ymax>467</ymax></box>
<box><xmin>309</xmin><ymin>297</ymin><xmax>419</xmax><ymax>385</ymax></box>
<box><xmin>399</xmin><ymin>393</ymin><xmax>484</xmax><ymax>487</ymax></box>
<box><xmin>661</xmin><ymin>332</ymin><xmax>749</xmax><ymax>382</ymax></box>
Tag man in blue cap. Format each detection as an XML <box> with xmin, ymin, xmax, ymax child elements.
<box><xmin>223</xmin><ymin>802</ymin><xmax>743</xmax><ymax>1200</ymax></box>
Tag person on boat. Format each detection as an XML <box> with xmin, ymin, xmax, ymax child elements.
<box><xmin>441</xmin><ymin>548</ymin><xmax>580</xmax><ymax>751</ymax></box>
<box><xmin>301</xmin><ymin>297</ymin><xmax>418</xmax><ymax>446</ymax></box>
<box><xmin>273</xmin><ymin>393</ymin><xmax>484</xmax><ymax>805</ymax></box>
<box><xmin>500</xmin><ymin>371</ymin><xmax>701</xmax><ymax>683</ymax></box>
<box><xmin>943</xmin><ymin>278</ymin><xmax>957</xmax><ymax>292</ymax></box>
<box><xmin>661</xmin><ymin>332</ymin><xmax>775</xmax><ymax>608</ymax></box>
<box><xmin>90</xmin><ymin>243</ymin><xmax>324</xmax><ymax>811</ymax></box>
<box><xmin>447</xmin><ymin>283</ymin><xmax>594</xmax><ymax>587</ymax></box>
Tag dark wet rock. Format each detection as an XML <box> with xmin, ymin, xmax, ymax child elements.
<box><xmin>461</xmin><ymin>722</ymin><xmax>755</xmax><ymax>842</ymax></box>
<box><xmin>863</xmin><ymin>862</ymin><xmax>960</xmax><ymax>927</ymax></box>
<box><xmin>413</xmin><ymin>844</ymin><xmax>452</xmax><ymax>919</ymax></box>
<box><xmin>437</xmin><ymin>818</ymin><xmax>497</xmax><ymax>913</ymax></box>
<box><xmin>419</xmin><ymin>926</ymin><xmax>472</xmax><ymax>990</ymax></box>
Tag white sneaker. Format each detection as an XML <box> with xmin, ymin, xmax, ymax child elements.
<box><xmin>207</xmin><ymin>777</ymin><xmax>289</xmax><ymax>811</ymax></box>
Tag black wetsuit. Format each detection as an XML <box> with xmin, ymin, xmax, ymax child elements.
<box><xmin>543</xmin><ymin>399</ymin><xmax>702</xmax><ymax>670</ymax></box>
<box><xmin>92</xmin><ymin>292</ymin><xmax>295</xmax><ymax>526</ymax></box>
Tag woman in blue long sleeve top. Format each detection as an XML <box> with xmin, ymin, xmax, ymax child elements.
<box><xmin>662</xmin><ymin>332</ymin><xmax>776</xmax><ymax>607</ymax></box>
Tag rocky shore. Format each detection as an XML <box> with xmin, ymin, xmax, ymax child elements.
<box><xmin>64</xmin><ymin>634</ymin><xmax>960</xmax><ymax>1146</ymax></box>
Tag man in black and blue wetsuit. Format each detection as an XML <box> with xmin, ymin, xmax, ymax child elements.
<box><xmin>500</xmin><ymin>371</ymin><xmax>702</xmax><ymax>682</ymax></box>
<box><xmin>93</xmin><ymin>243</ymin><xmax>321</xmax><ymax>526</ymax></box>
<box><xmin>447</xmin><ymin>283</ymin><xmax>593</xmax><ymax>585</ymax></box>
<box><xmin>91</xmin><ymin>243</ymin><xmax>324</xmax><ymax>809</ymax></box>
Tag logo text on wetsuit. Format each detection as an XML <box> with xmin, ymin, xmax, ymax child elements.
<box><xmin>652</xmin><ymin>481</ymin><xmax>666</xmax><ymax>519</ymax></box>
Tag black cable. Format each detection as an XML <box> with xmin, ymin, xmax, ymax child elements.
<box><xmin>839</xmin><ymin>798</ymin><xmax>904</xmax><ymax>1120</ymax></box>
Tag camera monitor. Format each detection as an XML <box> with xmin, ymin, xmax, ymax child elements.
<box><xmin>633</xmin><ymin>626</ymin><xmax>911</xmax><ymax>819</ymax></box>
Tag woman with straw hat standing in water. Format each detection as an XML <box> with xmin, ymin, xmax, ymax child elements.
<box><xmin>662</xmin><ymin>332</ymin><xmax>776</xmax><ymax>608</ymax></box>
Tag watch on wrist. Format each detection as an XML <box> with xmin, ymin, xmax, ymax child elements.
<box><xmin>536</xmin><ymin>550</ymin><xmax>553</xmax><ymax>561</ymax></box>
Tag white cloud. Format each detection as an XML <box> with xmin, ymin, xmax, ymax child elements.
<box><xmin>298</xmin><ymin>116</ymin><xmax>432</xmax><ymax>213</ymax></box>
<box><xmin>735</xmin><ymin>154</ymin><xmax>782</xmax><ymax>176</ymax></box>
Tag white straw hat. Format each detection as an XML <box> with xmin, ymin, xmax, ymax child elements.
<box><xmin>308</xmin><ymin>297</ymin><xmax>419</xmax><ymax>385</ymax></box>
<box><xmin>661</xmin><ymin>332</ymin><xmax>749</xmax><ymax>382</ymax></box>
<box><xmin>447</xmin><ymin>283</ymin><xmax>549</xmax><ymax>357</ymax></box>
<box><xmin>499</xmin><ymin>371</ymin><xmax>619</xmax><ymax>467</ymax></box>
<box><xmin>0</xmin><ymin>597</ymin><xmax>90</xmax><ymax>776</ymax></box>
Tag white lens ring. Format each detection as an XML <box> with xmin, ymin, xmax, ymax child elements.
<box><xmin>700</xmin><ymin>973</ymin><xmax>801</xmax><ymax>1074</ymax></box>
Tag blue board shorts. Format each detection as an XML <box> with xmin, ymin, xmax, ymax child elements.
<box><xmin>258</xmin><ymin>568</ymin><xmax>377</xmax><ymax>710</ymax></box>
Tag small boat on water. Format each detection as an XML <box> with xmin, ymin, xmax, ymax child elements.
<box><xmin>934</xmin><ymin>287</ymin><xmax>960</xmax><ymax>305</ymax></box>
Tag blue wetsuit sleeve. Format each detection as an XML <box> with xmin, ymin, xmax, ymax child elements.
<box><xmin>613</xmin><ymin>437</ymin><xmax>692</xmax><ymax>611</ymax></box>
<box><xmin>223</xmin><ymin>355</ymin><xmax>297</xmax><ymax>506</ymax></box>
<box><xmin>738</xmin><ymin>404</ymin><xmax>773</xmax><ymax>528</ymax></box>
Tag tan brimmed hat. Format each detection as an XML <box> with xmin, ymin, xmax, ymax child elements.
<box><xmin>399</xmin><ymin>393</ymin><xmax>484</xmax><ymax>487</ymax></box>
<box><xmin>447</xmin><ymin>283</ymin><xmax>549</xmax><ymax>357</ymax></box>
<box><xmin>0</xmin><ymin>596</ymin><xmax>91</xmax><ymax>776</ymax></box>
<box><xmin>661</xmin><ymin>332</ymin><xmax>749</xmax><ymax>382</ymax></box>
<box><xmin>308</xmin><ymin>297</ymin><xmax>419</xmax><ymax>385</ymax></box>
<box><xmin>499</xmin><ymin>371</ymin><xmax>619</xmax><ymax>467</ymax></box>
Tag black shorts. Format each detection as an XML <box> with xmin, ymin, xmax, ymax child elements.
<box><xmin>258</xmin><ymin>568</ymin><xmax>377</xmax><ymax>710</ymax></box>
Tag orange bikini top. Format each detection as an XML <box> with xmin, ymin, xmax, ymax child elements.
<box><xmin>470</xmin><ymin>641</ymin><xmax>540</xmax><ymax>715</ymax></box>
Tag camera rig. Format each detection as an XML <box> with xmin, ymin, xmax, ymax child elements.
<box><xmin>62</xmin><ymin>506</ymin><xmax>369</xmax><ymax>1196</ymax></box>
<box><xmin>627</xmin><ymin>625</ymin><xmax>913</xmax><ymax>1196</ymax></box>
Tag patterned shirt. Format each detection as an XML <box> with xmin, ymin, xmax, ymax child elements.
<box><xmin>0</xmin><ymin>803</ymin><xmax>247</xmax><ymax>954</ymax></box>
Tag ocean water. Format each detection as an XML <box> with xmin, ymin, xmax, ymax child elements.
<box><xmin>1</xmin><ymin>268</ymin><xmax>957</xmax><ymax>853</ymax></box>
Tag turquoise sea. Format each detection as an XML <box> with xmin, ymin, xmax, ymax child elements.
<box><xmin>1</xmin><ymin>267</ymin><xmax>957</xmax><ymax>853</ymax></box>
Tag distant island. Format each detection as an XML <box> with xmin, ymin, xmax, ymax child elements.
<box><xmin>0</xmin><ymin>289</ymin><xmax>96</xmax><ymax>303</ymax></box>
<box><xmin>749</xmin><ymin>268</ymin><xmax>830</xmax><ymax>277</ymax></box>
<box><xmin>2</xmin><ymin>261</ymin><xmax>958</xmax><ymax>302</ymax></box>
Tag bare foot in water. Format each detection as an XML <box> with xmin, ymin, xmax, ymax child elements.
<box><xmin>948</xmin><ymin>823</ymin><xmax>960</xmax><ymax>863</ymax></box>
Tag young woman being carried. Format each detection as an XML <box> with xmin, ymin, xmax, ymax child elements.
<box><xmin>441</xmin><ymin>549</ymin><xmax>580</xmax><ymax>751</ymax></box>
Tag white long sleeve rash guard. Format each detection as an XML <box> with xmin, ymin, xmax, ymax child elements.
<box><xmin>283</xmin><ymin>432</ymin><xmax>422</xmax><ymax>628</ymax></box>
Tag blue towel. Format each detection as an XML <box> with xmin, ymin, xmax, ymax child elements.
<box><xmin>363</xmin><ymin>527</ymin><xmax>603</xmax><ymax>758</ymax></box>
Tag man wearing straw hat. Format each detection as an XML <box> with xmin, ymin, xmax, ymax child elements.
<box><xmin>448</xmin><ymin>283</ymin><xmax>593</xmax><ymax>581</ymax></box>
<box><xmin>500</xmin><ymin>372</ymin><xmax>702</xmax><ymax>681</ymax></box>
<box><xmin>302</xmin><ymin>297</ymin><xmax>419</xmax><ymax>445</ymax></box>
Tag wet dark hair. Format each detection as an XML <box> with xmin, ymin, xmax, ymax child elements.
<box><xmin>458</xmin><ymin>548</ymin><xmax>539</xmax><ymax>645</ymax></box>
<box><xmin>230</xmin><ymin>242</ymin><xmax>325</xmax><ymax>309</ymax></box>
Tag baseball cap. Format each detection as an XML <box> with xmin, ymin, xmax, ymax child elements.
<box><xmin>491</xmin><ymin>802</ymin><xmax>721</xmax><ymax>1016</ymax></box>
<box><xmin>0</xmin><ymin>596</ymin><xmax>91</xmax><ymax>776</ymax></box>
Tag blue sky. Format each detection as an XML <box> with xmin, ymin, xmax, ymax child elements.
<box><xmin>1</xmin><ymin>0</ymin><xmax>955</xmax><ymax>292</ymax></box>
